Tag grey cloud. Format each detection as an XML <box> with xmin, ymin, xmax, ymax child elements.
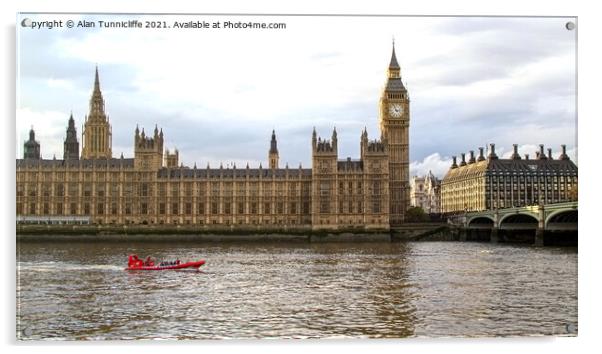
<box><xmin>415</xmin><ymin>17</ymin><xmax>574</xmax><ymax>88</ymax></box>
<box><xmin>17</xmin><ymin>16</ymin><xmax>576</xmax><ymax>171</ymax></box>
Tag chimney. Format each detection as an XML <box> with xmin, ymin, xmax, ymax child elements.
<box><xmin>460</xmin><ymin>153</ymin><xmax>467</xmax><ymax>166</ymax></box>
<box><xmin>511</xmin><ymin>144</ymin><xmax>521</xmax><ymax>160</ymax></box>
<box><xmin>547</xmin><ymin>148</ymin><xmax>553</xmax><ymax>160</ymax></box>
<box><xmin>477</xmin><ymin>147</ymin><xmax>485</xmax><ymax>161</ymax></box>
<box><xmin>468</xmin><ymin>150</ymin><xmax>476</xmax><ymax>164</ymax></box>
<box><xmin>451</xmin><ymin>156</ymin><xmax>458</xmax><ymax>169</ymax></box>
<box><xmin>538</xmin><ymin>144</ymin><xmax>547</xmax><ymax>160</ymax></box>
<box><xmin>559</xmin><ymin>144</ymin><xmax>569</xmax><ymax>160</ymax></box>
<box><xmin>525</xmin><ymin>154</ymin><xmax>529</xmax><ymax>160</ymax></box>
<box><xmin>488</xmin><ymin>143</ymin><xmax>498</xmax><ymax>160</ymax></box>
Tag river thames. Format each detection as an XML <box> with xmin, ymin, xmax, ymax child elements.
<box><xmin>16</xmin><ymin>240</ymin><xmax>577</xmax><ymax>340</ymax></box>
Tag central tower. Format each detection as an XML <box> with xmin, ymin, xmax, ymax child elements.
<box><xmin>81</xmin><ymin>66</ymin><xmax>112</xmax><ymax>159</ymax></box>
<box><xmin>379</xmin><ymin>43</ymin><xmax>410</xmax><ymax>225</ymax></box>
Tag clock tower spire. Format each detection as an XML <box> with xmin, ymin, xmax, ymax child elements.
<box><xmin>388</xmin><ymin>41</ymin><xmax>401</xmax><ymax>78</ymax></box>
<box><xmin>379</xmin><ymin>41</ymin><xmax>410</xmax><ymax>225</ymax></box>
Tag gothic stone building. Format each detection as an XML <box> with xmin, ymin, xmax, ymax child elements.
<box><xmin>16</xmin><ymin>46</ymin><xmax>410</xmax><ymax>230</ymax></box>
<box><xmin>410</xmin><ymin>171</ymin><xmax>441</xmax><ymax>214</ymax></box>
<box><xmin>441</xmin><ymin>144</ymin><xmax>578</xmax><ymax>213</ymax></box>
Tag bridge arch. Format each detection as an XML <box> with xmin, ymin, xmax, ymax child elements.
<box><xmin>467</xmin><ymin>215</ymin><xmax>495</xmax><ymax>226</ymax></box>
<box><xmin>545</xmin><ymin>209</ymin><xmax>578</xmax><ymax>227</ymax></box>
<box><xmin>545</xmin><ymin>209</ymin><xmax>578</xmax><ymax>231</ymax></box>
<box><xmin>499</xmin><ymin>212</ymin><xmax>539</xmax><ymax>225</ymax></box>
<box><xmin>498</xmin><ymin>212</ymin><xmax>538</xmax><ymax>227</ymax></box>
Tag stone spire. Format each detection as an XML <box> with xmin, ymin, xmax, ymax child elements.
<box><xmin>269</xmin><ymin>129</ymin><xmax>278</xmax><ymax>154</ymax></box>
<box><xmin>81</xmin><ymin>65</ymin><xmax>112</xmax><ymax>159</ymax></box>
<box><xmin>24</xmin><ymin>126</ymin><xmax>41</xmax><ymax>159</ymax></box>
<box><xmin>332</xmin><ymin>126</ymin><xmax>338</xmax><ymax>150</ymax></box>
<box><xmin>63</xmin><ymin>112</ymin><xmax>79</xmax><ymax>160</ymax></box>
<box><xmin>89</xmin><ymin>65</ymin><xmax>105</xmax><ymax>117</ymax></box>
<box><xmin>94</xmin><ymin>65</ymin><xmax>100</xmax><ymax>91</ymax></box>
<box><xmin>269</xmin><ymin>130</ymin><xmax>279</xmax><ymax>169</ymax></box>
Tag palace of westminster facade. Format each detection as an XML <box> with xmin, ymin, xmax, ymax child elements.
<box><xmin>16</xmin><ymin>46</ymin><xmax>411</xmax><ymax>230</ymax></box>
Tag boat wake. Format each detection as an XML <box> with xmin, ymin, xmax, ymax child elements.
<box><xmin>17</xmin><ymin>262</ymin><xmax>123</xmax><ymax>272</ymax></box>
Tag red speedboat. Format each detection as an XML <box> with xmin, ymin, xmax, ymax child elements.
<box><xmin>126</xmin><ymin>254</ymin><xmax>205</xmax><ymax>271</ymax></box>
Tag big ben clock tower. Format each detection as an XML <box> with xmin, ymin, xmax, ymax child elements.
<box><xmin>379</xmin><ymin>42</ymin><xmax>410</xmax><ymax>226</ymax></box>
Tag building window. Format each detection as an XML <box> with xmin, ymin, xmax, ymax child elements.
<box><xmin>56</xmin><ymin>203</ymin><xmax>63</xmax><ymax>215</ymax></box>
<box><xmin>303</xmin><ymin>202</ymin><xmax>310</xmax><ymax>214</ymax></box>
<box><xmin>320</xmin><ymin>201</ymin><xmax>329</xmax><ymax>214</ymax></box>
<box><xmin>172</xmin><ymin>203</ymin><xmax>179</xmax><ymax>214</ymax></box>
<box><xmin>83</xmin><ymin>184</ymin><xmax>92</xmax><ymax>197</ymax></box>
<box><xmin>43</xmin><ymin>184</ymin><xmax>51</xmax><ymax>197</ymax></box>
<box><xmin>141</xmin><ymin>203</ymin><xmax>148</xmax><ymax>215</ymax></box>
<box><xmin>97</xmin><ymin>203</ymin><xmax>104</xmax><ymax>215</ymax></box>
<box><xmin>372</xmin><ymin>200</ymin><xmax>381</xmax><ymax>214</ymax></box>
<box><xmin>159</xmin><ymin>203</ymin><xmax>166</xmax><ymax>215</ymax></box>
<box><xmin>56</xmin><ymin>184</ymin><xmax>64</xmax><ymax>197</ymax></box>
<box><xmin>320</xmin><ymin>182</ymin><xmax>330</xmax><ymax>196</ymax></box>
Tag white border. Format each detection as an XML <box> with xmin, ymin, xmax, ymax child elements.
<box><xmin>3</xmin><ymin>1</ymin><xmax>600</xmax><ymax>353</ymax></box>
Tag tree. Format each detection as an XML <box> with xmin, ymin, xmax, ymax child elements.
<box><xmin>405</xmin><ymin>206</ymin><xmax>429</xmax><ymax>222</ymax></box>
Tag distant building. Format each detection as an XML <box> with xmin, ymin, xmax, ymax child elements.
<box><xmin>441</xmin><ymin>144</ymin><xmax>578</xmax><ymax>213</ymax></box>
<box><xmin>410</xmin><ymin>171</ymin><xmax>440</xmax><ymax>213</ymax></box>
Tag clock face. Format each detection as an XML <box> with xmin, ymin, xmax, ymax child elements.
<box><xmin>389</xmin><ymin>103</ymin><xmax>403</xmax><ymax>118</ymax></box>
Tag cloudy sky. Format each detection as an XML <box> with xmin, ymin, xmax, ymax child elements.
<box><xmin>16</xmin><ymin>14</ymin><xmax>576</xmax><ymax>177</ymax></box>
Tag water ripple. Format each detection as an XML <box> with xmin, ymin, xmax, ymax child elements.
<box><xmin>16</xmin><ymin>241</ymin><xmax>577</xmax><ymax>339</ymax></box>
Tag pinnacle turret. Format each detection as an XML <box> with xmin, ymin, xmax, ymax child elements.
<box><xmin>64</xmin><ymin>112</ymin><xmax>79</xmax><ymax>160</ymax></box>
<box><xmin>270</xmin><ymin>129</ymin><xmax>278</xmax><ymax>154</ymax></box>
<box><xmin>269</xmin><ymin>130</ymin><xmax>279</xmax><ymax>169</ymax></box>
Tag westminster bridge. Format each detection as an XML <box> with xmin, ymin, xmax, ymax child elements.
<box><xmin>448</xmin><ymin>202</ymin><xmax>578</xmax><ymax>246</ymax></box>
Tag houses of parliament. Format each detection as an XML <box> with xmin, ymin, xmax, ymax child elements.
<box><xmin>16</xmin><ymin>46</ymin><xmax>411</xmax><ymax>231</ymax></box>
